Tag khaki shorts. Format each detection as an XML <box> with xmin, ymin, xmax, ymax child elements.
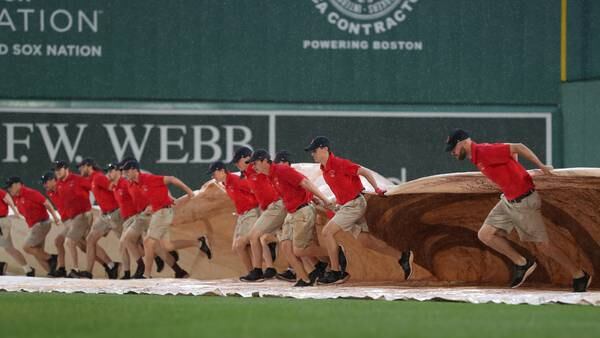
<box><xmin>0</xmin><ymin>217</ymin><xmax>14</xmax><ymax>248</ymax></box>
<box><xmin>279</xmin><ymin>204</ymin><xmax>316</xmax><ymax>249</ymax></box>
<box><xmin>147</xmin><ymin>208</ymin><xmax>173</xmax><ymax>240</ymax></box>
<box><xmin>484</xmin><ymin>191</ymin><xmax>548</xmax><ymax>242</ymax></box>
<box><xmin>65</xmin><ymin>211</ymin><xmax>93</xmax><ymax>241</ymax></box>
<box><xmin>252</xmin><ymin>200</ymin><xmax>287</xmax><ymax>235</ymax></box>
<box><xmin>331</xmin><ymin>195</ymin><xmax>369</xmax><ymax>239</ymax></box>
<box><xmin>233</xmin><ymin>208</ymin><xmax>260</xmax><ymax>241</ymax></box>
<box><xmin>121</xmin><ymin>213</ymin><xmax>150</xmax><ymax>241</ymax></box>
<box><xmin>91</xmin><ymin>209</ymin><xmax>124</xmax><ymax>237</ymax></box>
<box><xmin>24</xmin><ymin>220</ymin><xmax>52</xmax><ymax>247</ymax></box>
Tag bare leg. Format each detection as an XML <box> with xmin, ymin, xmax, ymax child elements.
<box><xmin>143</xmin><ymin>237</ymin><xmax>158</xmax><ymax>277</ymax></box>
<box><xmin>23</xmin><ymin>246</ymin><xmax>50</xmax><ymax>272</ymax></box>
<box><xmin>322</xmin><ymin>222</ymin><xmax>343</xmax><ymax>270</ymax></box>
<box><xmin>248</xmin><ymin>229</ymin><xmax>266</xmax><ymax>270</ymax></box>
<box><xmin>478</xmin><ymin>224</ymin><xmax>526</xmax><ymax>265</ymax></box>
<box><xmin>66</xmin><ymin>238</ymin><xmax>80</xmax><ymax>270</ymax></box>
<box><xmin>260</xmin><ymin>234</ymin><xmax>277</xmax><ymax>268</ymax></box>
<box><xmin>55</xmin><ymin>234</ymin><xmax>66</xmax><ymax>268</ymax></box>
<box><xmin>535</xmin><ymin>241</ymin><xmax>584</xmax><ymax>278</ymax></box>
<box><xmin>4</xmin><ymin>246</ymin><xmax>28</xmax><ymax>266</ymax></box>
<box><xmin>85</xmin><ymin>230</ymin><xmax>103</xmax><ymax>272</ymax></box>
<box><xmin>281</xmin><ymin>240</ymin><xmax>308</xmax><ymax>282</ymax></box>
<box><xmin>234</xmin><ymin>238</ymin><xmax>252</xmax><ymax>273</ymax></box>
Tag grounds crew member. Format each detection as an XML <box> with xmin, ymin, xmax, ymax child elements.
<box><xmin>0</xmin><ymin>186</ymin><xmax>34</xmax><ymax>276</ymax></box>
<box><xmin>446</xmin><ymin>128</ymin><xmax>592</xmax><ymax>292</ymax></box>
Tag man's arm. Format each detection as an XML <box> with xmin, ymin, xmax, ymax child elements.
<box><xmin>299</xmin><ymin>178</ymin><xmax>332</xmax><ymax>207</ymax></box>
<box><xmin>164</xmin><ymin>176</ymin><xmax>194</xmax><ymax>198</ymax></box>
<box><xmin>3</xmin><ymin>194</ymin><xmax>23</xmax><ymax>218</ymax></box>
<box><xmin>357</xmin><ymin>167</ymin><xmax>386</xmax><ymax>196</ymax></box>
<box><xmin>43</xmin><ymin>199</ymin><xmax>62</xmax><ymax>225</ymax></box>
<box><xmin>508</xmin><ymin>143</ymin><xmax>553</xmax><ymax>174</ymax></box>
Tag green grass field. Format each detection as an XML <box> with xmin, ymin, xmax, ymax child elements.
<box><xmin>0</xmin><ymin>292</ymin><xmax>599</xmax><ymax>338</ymax></box>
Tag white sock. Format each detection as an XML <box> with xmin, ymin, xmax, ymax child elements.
<box><xmin>22</xmin><ymin>265</ymin><xmax>33</xmax><ymax>273</ymax></box>
<box><xmin>107</xmin><ymin>262</ymin><xmax>115</xmax><ymax>269</ymax></box>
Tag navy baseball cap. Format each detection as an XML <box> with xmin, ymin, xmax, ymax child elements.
<box><xmin>304</xmin><ymin>136</ymin><xmax>330</xmax><ymax>152</ymax></box>
<box><xmin>274</xmin><ymin>150</ymin><xmax>292</xmax><ymax>164</ymax></box>
<box><xmin>246</xmin><ymin>149</ymin><xmax>270</xmax><ymax>164</ymax></box>
<box><xmin>105</xmin><ymin>162</ymin><xmax>120</xmax><ymax>172</ymax></box>
<box><xmin>231</xmin><ymin>147</ymin><xmax>253</xmax><ymax>164</ymax></box>
<box><xmin>122</xmin><ymin>160</ymin><xmax>140</xmax><ymax>170</ymax></box>
<box><xmin>207</xmin><ymin>161</ymin><xmax>226</xmax><ymax>175</ymax></box>
<box><xmin>76</xmin><ymin>157</ymin><xmax>96</xmax><ymax>168</ymax></box>
<box><xmin>4</xmin><ymin>176</ymin><xmax>22</xmax><ymax>189</ymax></box>
<box><xmin>118</xmin><ymin>157</ymin><xmax>137</xmax><ymax>169</ymax></box>
<box><xmin>53</xmin><ymin>160</ymin><xmax>69</xmax><ymax>170</ymax></box>
<box><xmin>445</xmin><ymin>129</ymin><xmax>470</xmax><ymax>152</ymax></box>
<box><xmin>40</xmin><ymin>171</ymin><xmax>56</xmax><ymax>184</ymax></box>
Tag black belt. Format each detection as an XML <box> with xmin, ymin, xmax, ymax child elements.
<box><xmin>295</xmin><ymin>203</ymin><xmax>309</xmax><ymax>212</ymax></box>
<box><xmin>507</xmin><ymin>189</ymin><xmax>535</xmax><ymax>204</ymax></box>
<box><xmin>103</xmin><ymin>208</ymin><xmax>119</xmax><ymax>216</ymax></box>
<box><xmin>352</xmin><ymin>193</ymin><xmax>363</xmax><ymax>201</ymax></box>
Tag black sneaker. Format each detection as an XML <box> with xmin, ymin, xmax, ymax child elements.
<box><xmin>317</xmin><ymin>270</ymin><xmax>350</xmax><ymax>285</ymax></box>
<box><xmin>308</xmin><ymin>261</ymin><xmax>328</xmax><ymax>284</ymax></box>
<box><xmin>54</xmin><ymin>267</ymin><xmax>67</xmax><ymax>278</ymax></box>
<box><xmin>133</xmin><ymin>261</ymin><xmax>145</xmax><ymax>279</ymax></box>
<box><xmin>276</xmin><ymin>269</ymin><xmax>297</xmax><ymax>282</ymax></box>
<box><xmin>268</xmin><ymin>242</ymin><xmax>277</xmax><ymax>262</ymax></box>
<box><xmin>0</xmin><ymin>262</ymin><xmax>7</xmax><ymax>275</ymax></box>
<box><xmin>338</xmin><ymin>245</ymin><xmax>347</xmax><ymax>273</ymax></box>
<box><xmin>105</xmin><ymin>263</ymin><xmax>121</xmax><ymax>280</ymax></box>
<box><xmin>510</xmin><ymin>259</ymin><xmax>537</xmax><ymax>288</ymax></box>
<box><xmin>264</xmin><ymin>267</ymin><xmax>277</xmax><ymax>279</ymax></box>
<box><xmin>399</xmin><ymin>250</ymin><xmax>414</xmax><ymax>280</ymax></box>
<box><xmin>573</xmin><ymin>271</ymin><xmax>592</xmax><ymax>292</ymax></box>
<box><xmin>26</xmin><ymin>268</ymin><xmax>36</xmax><ymax>277</ymax></box>
<box><xmin>199</xmin><ymin>237</ymin><xmax>212</xmax><ymax>259</ymax></box>
<box><xmin>294</xmin><ymin>279</ymin><xmax>313</xmax><ymax>287</ymax></box>
<box><xmin>79</xmin><ymin>271</ymin><xmax>93</xmax><ymax>279</ymax></box>
<box><xmin>240</xmin><ymin>268</ymin><xmax>265</xmax><ymax>282</ymax></box>
<box><xmin>47</xmin><ymin>255</ymin><xmax>58</xmax><ymax>275</ymax></box>
<box><xmin>169</xmin><ymin>250</ymin><xmax>180</xmax><ymax>262</ymax></box>
<box><xmin>174</xmin><ymin>268</ymin><xmax>190</xmax><ymax>279</ymax></box>
<box><xmin>67</xmin><ymin>269</ymin><xmax>81</xmax><ymax>278</ymax></box>
<box><xmin>120</xmin><ymin>271</ymin><xmax>131</xmax><ymax>280</ymax></box>
<box><xmin>154</xmin><ymin>256</ymin><xmax>165</xmax><ymax>273</ymax></box>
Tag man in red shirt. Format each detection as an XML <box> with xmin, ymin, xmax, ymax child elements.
<box><xmin>122</xmin><ymin>160</ymin><xmax>211</xmax><ymax>278</ymax></box>
<box><xmin>78</xmin><ymin>158</ymin><xmax>121</xmax><ymax>279</ymax></box>
<box><xmin>41</xmin><ymin>172</ymin><xmax>69</xmax><ymax>277</ymax></box>
<box><xmin>446</xmin><ymin>129</ymin><xmax>591</xmax><ymax>292</ymax></box>
<box><xmin>305</xmin><ymin>136</ymin><xmax>414</xmax><ymax>285</ymax></box>
<box><xmin>5</xmin><ymin>176</ymin><xmax>60</xmax><ymax>276</ymax></box>
<box><xmin>208</xmin><ymin>160</ymin><xmax>261</xmax><ymax>281</ymax></box>
<box><xmin>248</xmin><ymin>149</ymin><xmax>331</xmax><ymax>287</ymax></box>
<box><xmin>0</xmin><ymin>186</ymin><xmax>32</xmax><ymax>276</ymax></box>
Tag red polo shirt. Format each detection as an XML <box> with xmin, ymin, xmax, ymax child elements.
<box><xmin>90</xmin><ymin>170</ymin><xmax>119</xmax><ymax>213</ymax></box>
<box><xmin>0</xmin><ymin>189</ymin><xmax>8</xmax><ymax>217</ymax></box>
<box><xmin>132</xmin><ymin>173</ymin><xmax>173</xmax><ymax>212</ymax></box>
<box><xmin>268</xmin><ymin>163</ymin><xmax>312</xmax><ymax>213</ymax></box>
<box><xmin>46</xmin><ymin>189</ymin><xmax>68</xmax><ymax>220</ymax></box>
<box><xmin>127</xmin><ymin>181</ymin><xmax>150</xmax><ymax>214</ymax></box>
<box><xmin>224</xmin><ymin>172</ymin><xmax>259</xmax><ymax>215</ymax></box>
<box><xmin>112</xmin><ymin>178</ymin><xmax>137</xmax><ymax>219</ymax></box>
<box><xmin>13</xmin><ymin>186</ymin><xmax>49</xmax><ymax>227</ymax></box>
<box><xmin>471</xmin><ymin>142</ymin><xmax>534</xmax><ymax>200</ymax></box>
<box><xmin>56</xmin><ymin>173</ymin><xmax>92</xmax><ymax>220</ymax></box>
<box><xmin>245</xmin><ymin>164</ymin><xmax>279</xmax><ymax>210</ymax></box>
<box><xmin>321</xmin><ymin>153</ymin><xmax>364</xmax><ymax>205</ymax></box>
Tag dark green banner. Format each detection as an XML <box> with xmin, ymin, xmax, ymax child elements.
<box><xmin>0</xmin><ymin>0</ymin><xmax>559</xmax><ymax>104</ymax></box>
<box><xmin>0</xmin><ymin>105</ymin><xmax>551</xmax><ymax>192</ymax></box>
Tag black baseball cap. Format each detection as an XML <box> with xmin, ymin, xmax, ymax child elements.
<box><xmin>105</xmin><ymin>162</ymin><xmax>120</xmax><ymax>172</ymax></box>
<box><xmin>122</xmin><ymin>160</ymin><xmax>140</xmax><ymax>170</ymax></box>
<box><xmin>274</xmin><ymin>150</ymin><xmax>292</xmax><ymax>164</ymax></box>
<box><xmin>40</xmin><ymin>171</ymin><xmax>56</xmax><ymax>184</ymax></box>
<box><xmin>207</xmin><ymin>161</ymin><xmax>226</xmax><ymax>175</ymax></box>
<box><xmin>304</xmin><ymin>136</ymin><xmax>330</xmax><ymax>152</ymax></box>
<box><xmin>231</xmin><ymin>146</ymin><xmax>253</xmax><ymax>164</ymax></box>
<box><xmin>76</xmin><ymin>157</ymin><xmax>96</xmax><ymax>168</ymax></box>
<box><xmin>4</xmin><ymin>176</ymin><xmax>22</xmax><ymax>189</ymax></box>
<box><xmin>246</xmin><ymin>149</ymin><xmax>270</xmax><ymax>164</ymax></box>
<box><xmin>53</xmin><ymin>160</ymin><xmax>69</xmax><ymax>170</ymax></box>
<box><xmin>445</xmin><ymin>129</ymin><xmax>470</xmax><ymax>152</ymax></box>
<box><xmin>118</xmin><ymin>157</ymin><xmax>137</xmax><ymax>169</ymax></box>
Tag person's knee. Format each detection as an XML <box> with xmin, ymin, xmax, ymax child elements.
<box><xmin>259</xmin><ymin>234</ymin><xmax>270</xmax><ymax>246</ymax></box>
<box><xmin>478</xmin><ymin>225</ymin><xmax>495</xmax><ymax>243</ymax></box>
<box><xmin>292</xmin><ymin>246</ymin><xmax>306</xmax><ymax>257</ymax></box>
<box><xmin>54</xmin><ymin>235</ymin><xmax>65</xmax><ymax>247</ymax></box>
<box><xmin>249</xmin><ymin>230</ymin><xmax>262</xmax><ymax>242</ymax></box>
<box><xmin>22</xmin><ymin>245</ymin><xmax>33</xmax><ymax>254</ymax></box>
<box><xmin>322</xmin><ymin>222</ymin><xmax>339</xmax><ymax>237</ymax></box>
